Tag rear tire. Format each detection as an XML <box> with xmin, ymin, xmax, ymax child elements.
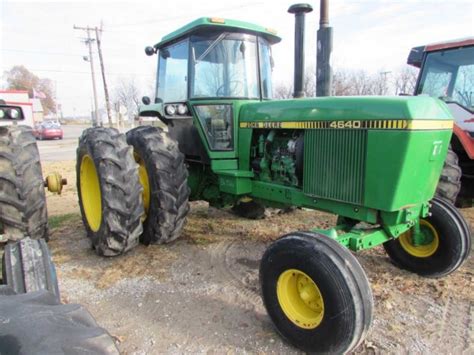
<box><xmin>0</xmin><ymin>125</ymin><xmax>48</xmax><ymax>241</ymax></box>
<box><xmin>126</xmin><ymin>126</ymin><xmax>190</xmax><ymax>244</ymax></box>
<box><xmin>2</xmin><ymin>237</ymin><xmax>60</xmax><ymax>302</ymax></box>
<box><xmin>77</xmin><ymin>128</ymin><xmax>143</xmax><ymax>256</ymax></box>
<box><xmin>435</xmin><ymin>146</ymin><xmax>461</xmax><ymax>205</ymax></box>
<box><xmin>260</xmin><ymin>232</ymin><xmax>373</xmax><ymax>354</ymax></box>
<box><xmin>383</xmin><ymin>197</ymin><xmax>471</xmax><ymax>277</ymax></box>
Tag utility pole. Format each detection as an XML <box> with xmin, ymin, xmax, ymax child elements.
<box><xmin>95</xmin><ymin>25</ymin><xmax>112</xmax><ymax>127</ymax></box>
<box><xmin>316</xmin><ymin>0</ymin><xmax>333</xmax><ymax>97</ymax></box>
<box><xmin>74</xmin><ymin>25</ymin><xmax>99</xmax><ymax>126</ymax></box>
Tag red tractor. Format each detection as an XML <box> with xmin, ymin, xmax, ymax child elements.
<box><xmin>408</xmin><ymin>38</ymin><xmax>474</xmax><ymax>206</ymax></box>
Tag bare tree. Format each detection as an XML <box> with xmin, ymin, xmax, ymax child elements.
<box><xmin>274</xmin><ymin>82</ymin><xmax>293</xmax><ymax>99</ymax></box>
<box><xmin>332</xmin><ymin>69</ymin><xmax>377</xmax><ymax>96</ymax></box>
<box><xmin>3</xmin><ymin>65</ymin><xmax>57</xmax><ymax>114</ymax></box>
<box><xmin>394</xmin><ymin>66</ymin><xmax>418</xmax><ymax>95</ymax></box>
<box><xmin>274</xmin><ymin>66</ymin><xmax>316</xmax><ymax>99</ymax></box>
<box><xmin>112</xmin><ymin>77</ymin><xmax>141</xmax><ymax>121</ymax></box>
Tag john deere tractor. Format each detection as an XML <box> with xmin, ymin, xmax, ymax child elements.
<box><xmin>76</xmin><ymin>9</ymin><xmax>471</xmax><ymax>354</ymax></box>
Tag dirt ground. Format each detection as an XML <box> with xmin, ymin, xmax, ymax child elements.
<box><xmin>43</xmin><ymin>160</ymin><xmax>474</xmax><ymax>354</ymax></box>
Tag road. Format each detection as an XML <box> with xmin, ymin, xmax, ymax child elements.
<box><xmin>36</xmin><ymin>124</ymin><xmax>88</xmax><ymax>161</ymax></box>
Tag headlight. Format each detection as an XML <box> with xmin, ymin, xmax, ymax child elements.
<box><xmin>0</xmin><ymin>109</ymin><xmax>5</xmax><ymax>119</ymax></box>
<box><xmin>165</xmin><ymin>105</ymin><xmax>176</xmax><ymax>116</ymax></box>
<box><xmin>9</xmin><ymin>109</ymin><xmax>19</xmax><ymax>119</ymax></box>
<box><xmin>177</xmin><ymin>104</ymin><xmax>188</xmax><ymax>115</ymax></box>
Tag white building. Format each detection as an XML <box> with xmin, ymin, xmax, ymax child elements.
<box><xmin>0</xmin><ymin>90</ymin><xmax>38</xmax><ymax>127</ymax></box>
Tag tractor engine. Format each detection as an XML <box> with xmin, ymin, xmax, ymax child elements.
<box><xmin>251</xmin><ymin>130</ymin><xmax>303</xmax><ymax>187</ymax></box>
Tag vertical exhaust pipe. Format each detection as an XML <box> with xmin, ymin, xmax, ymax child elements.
<box><xmin>288</xmin><ymin>3</ymin><xmax>313</xmax><ymax>98</ymax></box>
<box><xmin>316</xmin><ymin>0</ymin><xmax>333</xmax><ymax>96</ymax></box>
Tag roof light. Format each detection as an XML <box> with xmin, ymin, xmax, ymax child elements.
<box><xmin>209</xmin><ymin>17</ymin><xmax>225</xmax><ymax>24</ymax></box>
<box><xmin>266</xmin><ymin>28</ymin><xmax>278</xmax><ymax>35</ymax></box>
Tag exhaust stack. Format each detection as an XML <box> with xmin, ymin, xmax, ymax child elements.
<box><xmin>316</xmin><ymin>0</ymin><xmax>333</xmax><ymax>96</ymax></box>
<box><xmin>288</xmin><ymin>3</ymin><xmax>313</xmax><ymax>98</ymax></box>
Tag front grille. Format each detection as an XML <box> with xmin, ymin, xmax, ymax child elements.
<box><xmin>303</xmin><ymin>129</ymin><xmax>367</xmax><ymax>204</ymax></box>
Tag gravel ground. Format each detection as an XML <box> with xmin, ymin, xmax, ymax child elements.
<box><xmin>44</xmin><ymin>160</ymin><xmax>474</xmax><ymax>354</ymax></box>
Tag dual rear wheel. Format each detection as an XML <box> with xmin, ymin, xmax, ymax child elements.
<box><xmin>76</xmin><ymin>126</ymin><xmax>190</xmax><ymax>255</ymax></box>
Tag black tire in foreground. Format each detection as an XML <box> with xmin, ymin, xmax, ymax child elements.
<box><xmin>0</xmin><ymin>289</ymin><xmax>119</xmax><ymax>354</ymax></box>
<box><xmin>384</xmin><ymin>197</ymin><xmax>471</xmax><ymax>278</ymax></box>
<box><xmin>435</xmin><ymin>146</ymin><xmax>462</xmax><ymax>205</ymax></box>
<box><xmin>260</xmin><ymin>232</ymin><xmax>373</xmax><ymax>354</ymax></box>
<box><xmin>77</xmin><ymin>128</ymin><xmax>143</xmax><ymax>256</ymax></box>
<box><xmin>126</xmin><ymin>126</ymin><xmax>190</xmax><ymax>244</ymax></box>
<box><xmin>2</xmin><ymin>238</ymin><xmax>60</xmax><ymax>302</ymax></box>
<box><xmin>0</xmin><ymin>125</ymin><xmax>48</xmax><ymax>241</ymax></box>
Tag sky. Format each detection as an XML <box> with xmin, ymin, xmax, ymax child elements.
<box><xmin>1</xmin><ymin>0</ymin><xmax>473</xmax><ymax>116</ymax></box>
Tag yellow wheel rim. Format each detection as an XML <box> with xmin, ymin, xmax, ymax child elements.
<box><xmin>80</xmin><ymin>155</ymin><xmax>102</xmax><ymax>232</ymax></box>
<box><xmin>134</xmin><ymin>152</ymin><xmax>150</xmax><ymax>218</ymax></box>
<box><xmin>277</xmin><ymin>269</ymin><xmax>325</xmax><ymax>329</ymax></box>
<box><xmin>399</xmin><ymin>219</ymin><xmax>439</xmax><ymax>258</ymax></box>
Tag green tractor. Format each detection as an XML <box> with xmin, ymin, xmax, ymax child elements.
<box><xmin>76</xmin><ymin>10</ymin><xmax>471</xmax><ymax>354</ymax></box>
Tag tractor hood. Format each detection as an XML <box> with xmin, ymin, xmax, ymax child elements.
<box><xmin>239</xmin><ymin>96</ymin><xmax>453</xmax><ymax>126</ymax></box>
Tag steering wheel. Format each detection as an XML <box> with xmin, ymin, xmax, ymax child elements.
<box><xmin>216</xmin><ymin>80</ymin><xmax>244</xmax><ymax>97</ymax></box>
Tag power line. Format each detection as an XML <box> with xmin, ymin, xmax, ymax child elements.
<box><xmin>19</xmin><ymin>68</ymin><xmax>152</xmax><ymax>76</ymax></box>
<box><xmin>1</xmin><ymin>49</ymin><xmax>85</xmax><ymax>57</ymax></box>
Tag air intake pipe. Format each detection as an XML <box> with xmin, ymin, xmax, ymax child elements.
<box><xmin>288</xmin><ymin>3</ymin><xmax>313</xmax><ymax>98</ymax></box>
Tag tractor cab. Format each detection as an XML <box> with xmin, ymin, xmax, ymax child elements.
<box><xmin>408</xmin><ymin>39</ymin><xmax>474</xmax><ymax>124</ymax></box>
<box><xmin>141</xmin><ymin>18</ymin><xmax>280</xmax><ymax>160</ymax></box>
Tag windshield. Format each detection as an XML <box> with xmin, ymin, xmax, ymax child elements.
<box><xmin>157</xmin><ymin>40</ymin><xmax>189</xmax><ymax>103</ymax></box>
<box><xmin>190</xmin><ymin>32</ymin><xmax>259</xmax><ymax>99</ymax></box>
<box><xmin>417</xmin><ymin>46</ymin><xmax>474</xmax><ymax>110</ymax></box>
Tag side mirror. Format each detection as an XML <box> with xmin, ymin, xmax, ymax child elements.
<box><xmin>145</xmin><ymin>46</ymin><xmax>155</xmax><ymax>56</ymax></box>
<box><xmin>142</xmin><ymin>96</ymin><xmax>151</xmax><ymax>105</ymax></box>
<box><xmin>0</xmin><ymin>105</ymin><xmax>25</xmax><ymax>121</ymax></box>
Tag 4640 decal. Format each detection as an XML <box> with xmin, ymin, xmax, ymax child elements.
<box><xmin>240</xmin><ymin>120</ymin><xmax>452</xmax><ymax>130</ymax></box>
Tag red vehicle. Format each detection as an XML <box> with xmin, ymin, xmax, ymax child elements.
<box><xmin>33</xmin><ymin>121</ymin><xmax>63</xmax><ymax>140</ymax></box>
<box><xmin>408</xmin><ymin>38</ymin><xmax>474</xmax><ymax>206</ymax></box>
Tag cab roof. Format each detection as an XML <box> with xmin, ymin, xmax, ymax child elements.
<box><xmin>154</xmin><ymin>17</ymin><xmax>281</xmax><ymax>49</ymax></box>
<box><xmin>407</xmin><ymin>37</ymin><xmax>474</xmax><ymax>68</ymax></box>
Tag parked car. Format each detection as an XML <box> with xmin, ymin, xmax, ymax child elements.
<box><xmin>33</xmin><ymin>121</ymin><xmax>63</xmax><ymax>140</ymax></box>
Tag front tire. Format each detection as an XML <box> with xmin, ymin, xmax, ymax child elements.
<box><xmin>260</xmin><ymin>232</ymin><xmax>373</xmax><ymax>354</ymax></box>
<box><xmin>126</xmin><ymin>126</ymin><xmax>190</xmax><ymax>244</ymax></box>
<box><xmin>383</xmin><ymin>197</ymin><xmax>471</xmax><ymax>277</ymax></box>
<box><xmin>2</xmin><ymin>237</ymin><xmax>60</xmax><ymax>302</ymax></box>
<box><xmin>0</xmin><ymin>126</ymin><xmax>48</xmax><ymax>241</ymax></box>
<box><xmin>77</xmin><ymin>128</ymin><xmax>143</xmax><ymax>256</ymax></box>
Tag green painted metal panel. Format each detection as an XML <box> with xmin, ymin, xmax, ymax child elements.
<box><xmin>217</xmin><ymin>173</ymin><xmax>253</xmax><ymax>195</ymax></box>
<box><xmin>211</xmin><ymin>159</ymin><xmax>238</xmax><ymax>171</ymax></box>
<box><xmin>240</xmin><ymin>96</ymin><xmax>452</xmax><ymax>123</ymax></box>
<box><xmin>364</xmin><ymin>130</ymin><xmax>452</xmax><ymax>211</ymax></box>
<box><xmin>303</xmin><ymin>130</ymin><xmax>367</xmax><ymax>204</ymax></box>
<box><xmin>155</xmin><ymin>17</ymin><xmax>281</xmax><ymax>49</ymax></box>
